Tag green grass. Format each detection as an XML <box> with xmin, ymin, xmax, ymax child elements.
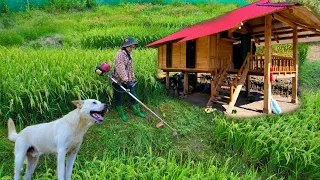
<box><xmin>0</xmin><ymin>98</ymin><xmax>262</xmax><ymax>179</ymax></box>
<box><xmin>300</xmin><ymin>61</ymin><xmax>320</xmax><ymax>89</ymax></box>
<box><xmin>0</xmin><ymin>47</ymin><xmax>163</xmax><ymax>126</ymax></box>
<box><xmin>1</xmin><ymin>2</ymin><xmax>320</xmax><ymax>179</ymax></box>
<box><xmin>0</xmin><ymin>3</ymin><xmax>238</xmax><ymax>48</ymax></box>
<box><xmin>214</xmin><ymin>90</ymin><xmax>320</xmax><ymax>179</ymax></box>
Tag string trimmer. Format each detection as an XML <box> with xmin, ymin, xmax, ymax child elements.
<box><xmin>95</xmin><ymin>62</ymin><xmax>178</xmax><ymax>136</ymax></box>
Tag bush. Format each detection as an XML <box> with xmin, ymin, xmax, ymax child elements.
<box><xmin>298</xmin><ymin>43</ymin><xmax>309</xmax><ymax>67</ymax></box>
<box><xmin>0</xmin><ymin>31</ymin><xmax>24</xmax><ymax>46</ymax></box>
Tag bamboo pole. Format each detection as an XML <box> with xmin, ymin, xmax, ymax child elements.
<box><xmin>263</xmin><ymin>14</ymin><xmax>272</xmax><ymax>114</ymax></box>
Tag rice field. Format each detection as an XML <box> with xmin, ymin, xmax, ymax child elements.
<box><xmin>0</xmin><ymin>2</ymin><xmax>320</xmax><ymax>179</ymax></box>
<box><xmin>0</xmin><ymin>47</ymin><xmax>162</xmax><ymax>126</ymax></box>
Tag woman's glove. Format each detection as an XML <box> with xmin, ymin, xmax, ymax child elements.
<box><xmin>123</xmin><ymin>81</ymin><xmax>138</xmax><ymax>89</ymax></box>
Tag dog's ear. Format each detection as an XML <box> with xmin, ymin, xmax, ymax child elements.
<box><xmin>72</xmin><ymin>100</ymin><xmax>83</xmax><ymax>109</ymax></box>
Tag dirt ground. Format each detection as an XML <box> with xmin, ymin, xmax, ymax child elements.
<box><xmin>183</xmin><ymin>91</ymin><xmax>300</xmax><ymax>118</ymax></box>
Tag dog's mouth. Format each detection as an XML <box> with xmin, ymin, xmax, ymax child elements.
<box><xmin>90</xmin><ymin>109</ymin><xmax>107</xmax><ymax>122</ymax></box>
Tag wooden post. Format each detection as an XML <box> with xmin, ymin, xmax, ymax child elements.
<box><xmin>246</xmin><ymin>75</ymin><xmax>250</xmax><ymax>96</ymax></box>
<box><xmin>166</xmin><ymin>71</ymin><xmax>169</xmax><ymax>90</ymax></box>
<box><xmin>184</xmin><ymin>71</ymin><xmax>189</xmax><ymax>94</ymax></box>
<box><xmin>292</xmin><ymin>26</ymin><xmax>298</xmax><ymax>103</ymax></box>
<box><xmin>263</xmin><ymin>14</ymin><xmax>272</xmax><ymax>114</ymax></box>
<box><xmin>211</xmin><ymin>71</ymin><xmax>215</xmax><ymax>98</ymax></box>
<box><xmin>230</xmin><ymin>85</ymin><xmax>234</xmax><ymax>102</ymax></box>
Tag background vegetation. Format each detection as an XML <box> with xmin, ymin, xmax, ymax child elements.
<box><xmin>0</xmin><ymin>1</ymin><xmax>319</xmax><ymax>179</ymax></box>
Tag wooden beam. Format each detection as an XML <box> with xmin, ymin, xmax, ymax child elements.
<box><xmin>228</xmin><ymin>21</ymin><xmax>247</xmax><ymax>38</ymax></box>
<box><xmin>228</xmin><ymin>24</ymin><xmax>241</xmax><ymax>38</ymax></box>
<box><xmin>292</xmin><ymin>26</ymin><xmax>298</xmax><ymax>104</ymax></box>
<box><xmin>255</xmin><ymin>29</ymin><xmax>309</xmax><ymax>38</ymax></box>
<box><xmin>244</xmin><ymin>23</ymin><xmax>260</xmax><ymax>45</ymax></box>
<box><xmin>295</xmin><ymin>24</ymin><xmax>320</xmax><ymax>36</ymax></box>
<box><xmin>184</xmin><ymin>71</ymin><xmax>188</xmax><ymax>94</ymax></box>
<box><xmin>272</xmin><ymin>32</ymin><xmax>279</xmax><ymax>43</ymax></box>
<box><xmin>253</xmin><ymin>26</ymin><xmax>292</xmax><ymax>36</ymax></box>
<box><xmin>251</xmin><ymin>20</ymin><xmax>283</xmax><ymax>30</ymax></box>
<box><xmin>274</xmin><ymin>13</ymin><xmax>296</xmax><ymax>28</ymax></box>
<box><xmin>246</xmin><ymin>75</ymin><xmax>250</xmax><ymax>96</ymax></box>
<box><xmin>217</xmin><ymin>33</ymin><xmax>220</xmax><ymax>60</ymax></box>
<box><xmin>276</xmin><ymin>13</ymin><xmax>320</xmax><ymax>35</ymax></box>
<box><xmin>263</xmin><ymin>14</ymin><xmax>272</xmax><ymax>114</ymax></box>
<box><xmin>291</xmin><ymin>8</ymin><xmax>316</xmax><ymax>26</ymax></box>
<box><xmin>279</xmin><ymin>12</ymin><xmax>320</xmax><ymax>30</ymax></box>
<box><xmin>259</xmin><ymin>33</ymin><xmax>320</xmax><ymax>42</ymax></box>
<box><xmin>166</xmin><ymin>71</ymin><xmax>169</xmax><ymax>89</ymax></box>
<box><xmin>211</xmin><ymin>71</ymin><xmax>215</xmax><ymax>98</ymax></box>
<box><xmin>161</xmin><ymin>68</ymin><xmax>220</xmax><ymax>73</ymax></box>
<box><xmin>254</xmin><ymin>23</ymin><xmax>320</xmax><ymax>37</ymax></box>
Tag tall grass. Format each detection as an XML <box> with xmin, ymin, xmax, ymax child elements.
<box><xmin>80</xmin><ymin>26</ymin><xmax>178</xmax><ymax>49</ymax></box>
<box><xmin>0</xmin><ymin>47</ymin><xmax>163</xmax><ymax>126</ymax></box>
<box><xmin>214</xmin><ymin>90</ymin><xmax>320</xmax><ymax>178</ymax></box>
<box><xmin>0</xmin><ymin>149</ymin><xmax>258</xmax><ymax>179</ymax></box>
<box><xmin>1</xmin><ymin>2</ymin><xmax>319</xmax><ymax>179</ymax></box>
<box><xmin>0</xmin><ymin>3</ymin><xmax>238</xmax><ymax>48</ymax></box>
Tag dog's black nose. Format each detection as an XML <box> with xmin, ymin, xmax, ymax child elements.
<box><xmin>104</xmin><ymin>104</ymin><xmax>108</xmax><ymax>110</ymax></box>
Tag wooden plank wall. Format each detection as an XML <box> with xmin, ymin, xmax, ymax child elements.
<box><xmin>172</xmin><ymin>42</ymin><xmax>181</xmax><ymax>68</ymax></box>
<box><xmin>210</xmin><ymin>34</ymin><xmax>217</xmax><ymax>69</ymax></box>
<box><xmin>169</xmin><ymin>42</ymin><xmax>187</xmax><ymax>69</ymax></box>
<box><xmin>180</xmin><ymin>42</ymin><xmax>186</xmax><ymax>68</ymax></box>
<box><xmin>218</xmin><ymin>38</ymin><xmax>233</xmax><ymax>68</ymax></box>
<box><xmin>158</xmin><ymin>44</ymin><xmax>166</xmax><ymax>68</ymax></box>
<box><xmin>196</xmin><ymin>36</ymin><xmax>210</xmax><ymax>70</ymax></box>
<box><xmin>158</xmin><ymin>45</ymin><xmax>163</xmax><ymax>69</ymax></box>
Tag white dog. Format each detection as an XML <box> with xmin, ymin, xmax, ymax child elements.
<box><xmin>8</xmin><ymin>99</ymin><xmax>108</xmax><ymax>180</ymax></box>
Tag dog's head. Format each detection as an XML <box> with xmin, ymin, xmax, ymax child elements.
<box><xmin>72</xmin><ymin>99</ymin><xmax>108</xmax><ymax>123</ymax></box>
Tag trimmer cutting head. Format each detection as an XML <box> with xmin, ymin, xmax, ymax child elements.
<box><xmin>172</xmin><ymin>129</ymin><xmax>178</xmax><ymax>136</ymax></box>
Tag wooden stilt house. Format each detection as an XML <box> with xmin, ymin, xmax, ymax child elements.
<box><xmin>146</xmin><ymin>0</ymin><xmax>320</xmax><ymax>114</ymax></box>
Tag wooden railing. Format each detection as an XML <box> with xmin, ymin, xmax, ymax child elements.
<box><xmin>248</xmin><ymin>54</ymin><xmax>296</xmax><ymax>73</ymax></box>
<box><xmin>272</xmin><ymin>55</ymin><xmax>295</xmax><ymax>72</ymax></box>
<box><xmin>232</xmin><ymin>56</ymin><xmax>249</xmax><ymax>86</ymax></box>
<box><xmin>248</xmin><ymin>54</ymin><xmax>264</xmax><ymax>72</ymax></box>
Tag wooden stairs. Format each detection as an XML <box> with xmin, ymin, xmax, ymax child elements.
<box><xmin>206</xmin><ymin>56</ymin><xmax>250</xmax><ymax>113</ymax></box>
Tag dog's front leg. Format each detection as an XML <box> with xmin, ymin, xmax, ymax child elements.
<box><xmin>65</xmin><ymin>151</ymin><xmax>78</xmax><ymax>180</ymax></box>
<box><xmin>57</xmin><ymin>149</ymin><xmax>67</xmax><ymax>180</ymax></box>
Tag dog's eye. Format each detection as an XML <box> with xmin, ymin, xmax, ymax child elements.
<box><xmin>93</xmin><ymin>102</ymin><xmax>97</xmax><ymax>104</ymax></box>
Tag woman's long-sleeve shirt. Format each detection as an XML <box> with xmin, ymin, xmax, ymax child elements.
<box><xmin>112</xmin><ymin>50</ymin><xmax>135</xmax><ymax>83</ymax></box>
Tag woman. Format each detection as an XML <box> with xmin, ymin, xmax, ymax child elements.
<box><xmin>112</xmin><ymin>37</ymin><xmax>146</xmax><ymax>121</ymax></box>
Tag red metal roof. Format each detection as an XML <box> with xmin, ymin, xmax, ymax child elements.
<box><xmin>146</xmin><ymin>0</ymin><xmax>295</xmax><ymax>47</ymax></box>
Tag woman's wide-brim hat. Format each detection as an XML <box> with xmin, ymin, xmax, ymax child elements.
<box><xmin>122</xmin><ymin>37</ymin><xmax>138</xmax><ymax>47</ymax></box>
